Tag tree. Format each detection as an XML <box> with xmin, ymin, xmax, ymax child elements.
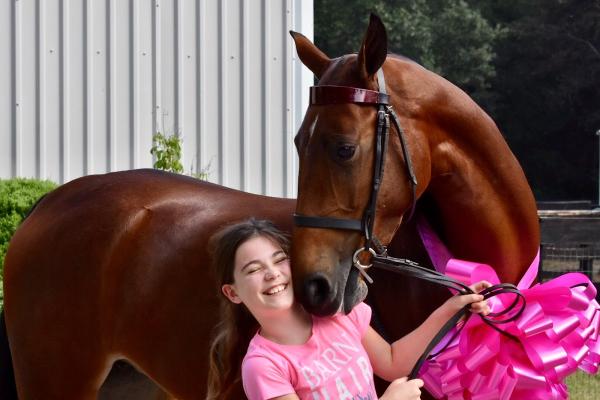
<box><xmin>315</xmin><ymin>0</ymin><xmax>502</xmax><ymax>94</ymax></box>
<box><xmin>481</xmin><ymin>0</ymin><xmax>600</xmax><ymax>200</ymax></box>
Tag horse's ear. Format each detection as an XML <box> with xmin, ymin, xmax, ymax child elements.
<box><xmin>357</xmin><ymin>14</ymin><xmax>388</xmax><ymax>79</ymax></box>
<box><xmin>290</xmin><ymin>31</ymin><xmax>331</xmax><ymax>79</ymax></box>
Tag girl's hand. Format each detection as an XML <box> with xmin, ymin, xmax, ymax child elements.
<box><xmin>443</xmin><ymin>280</ymin><xmax>492</xmax><ymax>316</ymax></box>
<box><xmin>379</xmin><ymin>377</ymin><xmax>424</xmax><ymax>400</ymax></box>
<box><xmin>468</xmin><ymin>280</ymin><xmax>492</xmax><ymax>315</ymax></box>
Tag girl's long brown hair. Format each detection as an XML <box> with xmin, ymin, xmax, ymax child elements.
<box><xmin>206</xmin><ymin>219</ymin><xmax>290</xmax><ymax>400</ymax></box>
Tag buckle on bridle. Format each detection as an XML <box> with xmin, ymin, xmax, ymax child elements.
<box><xmin>352</xmin><ymin>247</ymin><xmax>376</xmax><ymax>284</ymax></box>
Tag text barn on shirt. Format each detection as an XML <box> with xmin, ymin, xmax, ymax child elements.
<box><xmin>299</xmin><ymin>332</ymin><xmax>374</xmax><ymax>399</ymax></box>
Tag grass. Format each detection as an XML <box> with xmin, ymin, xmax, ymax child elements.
<box><xmin>567</xmin><ymin>371</ymin><xmax>600</xmax><ymax>399</ymax></box>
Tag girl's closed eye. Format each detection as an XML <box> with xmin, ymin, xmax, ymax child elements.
<box><xmin>246</xmin><ymin>264</ymin><xmax>262</xmax><ymax>274</ymax></box>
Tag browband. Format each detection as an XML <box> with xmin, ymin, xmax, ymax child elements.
<box><xmin>310</xmin><ymin>85</ymin><xmax>390</xmax><ymax>105</ymax></box>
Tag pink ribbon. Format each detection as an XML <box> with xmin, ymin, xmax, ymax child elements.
<box><xmin>416</xmin><ymin>217</ymin><xmax>600</xmax><ymax>399</ymax></box>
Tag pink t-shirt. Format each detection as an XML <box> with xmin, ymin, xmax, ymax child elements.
<box><xmin>242</xmin><ymin>302</ymin><xmax>377</xmax><ymax>400</ymax></box>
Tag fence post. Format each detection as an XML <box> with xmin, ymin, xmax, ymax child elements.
<box><xmin>538</xmin><ymin>244</ymin><xmax>546</xmax><ymax>282</ymax></box>
<box><xmin>579</xmin><ymin>244</ymin><xmax>594</xmax><ymax>281</ymax></box>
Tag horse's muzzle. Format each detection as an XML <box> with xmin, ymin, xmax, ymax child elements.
<box><xmin>302</xmin><ymin>272</ymin><xmax>340</xmax><ymax>316</ymax></box>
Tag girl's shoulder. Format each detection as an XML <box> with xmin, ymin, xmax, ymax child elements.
<box><xmin>242</xmin><ymin>335</ymin><xmax>300</xmax><ymax>390</ymax></box>
<box><xmin>242</xmin><ymin>345</ymin><xmax>285</xmax><ymax>370</ymax></box>
<box><xmin>243</xmin><ymin>337</ymin><xmax>292</xmax><ymax>377</ymax></box>
<box><xmin>242</xmin><ymin>346</ymin><xmax>296</xmax><ymax>399</ymax></box>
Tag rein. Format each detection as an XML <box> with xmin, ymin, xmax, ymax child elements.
<box><xmin>372</xmin><ymin>254</ymin><xmax>526</xmax><ymax>379</ymax></box>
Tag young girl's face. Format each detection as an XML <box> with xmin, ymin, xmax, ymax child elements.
<box><xmin>222</xmin><ymin>235</ymin><xmax>294</xmax><ymax>317</ymax></box>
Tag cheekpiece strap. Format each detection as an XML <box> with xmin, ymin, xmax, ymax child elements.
<box><xmin>377</xmin><ymin>68</ymin><xmax>388</xmax><ymax>95</ymax></box>
<box><xmin>310</xmin><ymin>85</ymin><xmax>389</xmax><ymax>105</ymax></box>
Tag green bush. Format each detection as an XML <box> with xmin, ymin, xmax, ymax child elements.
<box><xmin>0</xmin><ymin>178</ymin><xmax>57</xmax><ymax>310</ymax></box>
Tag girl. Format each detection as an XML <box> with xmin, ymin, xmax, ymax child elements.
<box><xmin>207</xmin><ymin>219</ymin><xmax>489</xmax><ymax>400</ymax></box>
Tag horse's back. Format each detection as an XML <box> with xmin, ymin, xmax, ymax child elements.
<box><xmin>5</xmin><ymin>169</ymin><xmax>292</xmax><ymax>311</ymax></box>
<box><xmin>6</xmin><ymin>169</ymin><xmax>293</xmax><ymax>278</ymax></box>
<box><xmin>3</xmin><ymin>169</ymin><xmax>294</xmax><ymax>399</ymax></box>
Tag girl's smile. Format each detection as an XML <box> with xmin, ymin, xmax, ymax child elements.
<box><xmin>264</xmin><ymin>283</ymin><xmax>288</xmax><ymax>295</ymax></box>
<box><xmin>222</xmin><ymin>235</ymin><xmax>295</xmax><ymax>316</ymax></box>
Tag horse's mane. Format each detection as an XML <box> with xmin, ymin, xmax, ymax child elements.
<box><xmin>347</xmin><ymin>51</ymin><xmax>418</xmax><ymax>64</ymax></box>
<box><xmin>388</xmin><ymin>52</ymin><xmax>419</xmax><ymax>64</ymax></box>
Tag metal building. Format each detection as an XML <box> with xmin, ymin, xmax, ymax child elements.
<box><xmin>0</xmin><ymin>0</ymin><xmax>314</xmax><ymax>198</ymax></box>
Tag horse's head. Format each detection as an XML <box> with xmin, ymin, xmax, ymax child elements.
<box><xmin>290</xmin><ymin>15</ymin><xmax>432</xmax><ymax>316</ymax></box>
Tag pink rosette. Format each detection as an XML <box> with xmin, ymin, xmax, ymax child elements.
<box><xmin>420</xmin><ymin>259</ymin><xmax>600</xmax><ymax>399</ymax></box>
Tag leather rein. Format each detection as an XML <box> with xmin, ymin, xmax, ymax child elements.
<box><xmin>292</xmin><ymin>68</ymin><xmax>527</xmax><ymax>380</ymax></box>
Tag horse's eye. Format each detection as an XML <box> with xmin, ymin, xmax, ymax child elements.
<box><xmin>337</xmin><ymin>145</ymin><xmax>356</xmax><ymax>160</ymax></box>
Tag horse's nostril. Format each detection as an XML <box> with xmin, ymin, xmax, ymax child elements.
<box><xmin>303</xmin><ymin>274</ymin><xmax>332</xmax><ymax>309</ymax></box>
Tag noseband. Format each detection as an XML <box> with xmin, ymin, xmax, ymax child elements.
<box><xmin>293</xmin><ymin>69</ymin><xmax>418</xmax><ymax>281</ymax></box>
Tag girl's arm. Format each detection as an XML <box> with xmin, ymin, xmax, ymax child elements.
<box><xmin>270</xmin><ymin>395</ymin><xmax>300</xmax><ymax>400</ymax></box>
<box><xmin>363</xmin><ymin>281</ymin><xmax>490</xmax><ymax>382</ymax></box>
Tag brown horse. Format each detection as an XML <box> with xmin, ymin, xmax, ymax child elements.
<box><xmin>2</xmin><ymin>170</ymin><xmax>295</xmax><ymax>399</ymax></box>
<box><xmin>289</xmin><ymin>13</ymin><xmax>539</xmax><ymax>348</ymax></box>
<box><xmin>0</xmin><ymin>15</ymin><xmax>539</xmax><ymax>400</ymax></box>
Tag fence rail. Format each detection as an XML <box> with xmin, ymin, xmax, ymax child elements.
<box><xmin>539</xmin><ymin>209</ymin><xmax>600</xmax><ymax>285</ymax></box>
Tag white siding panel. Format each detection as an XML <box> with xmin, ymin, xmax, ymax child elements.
<box><xmin>158</xmin><ymin>0</ymin><xmax>175</xmax><ymax>139</ymax></box>
<box><xmin>200</xmin><ymin>0</ymin><xmax>219</xmax><ymax>184</ymax></box>
<box><xmin>113</xmin><ymin>0</ymin><xmax>132</xmax><ymax>172</ymax></box>
<box><xmin>270</xmin><ymin>0</ymin><xmax>286</xmax><ymax>197</ymax></box>
<box><xmin>1</xmin><ymin>0</ymin><xmax>14</xmax><ymax>178</ymax></box>
<box><xmin>13</xmin><ymin>0</ymin><xmax>22</xmax><ymax>178</ymax></box>
<box><xmin>245</xmin><ymin>0</ymin><xmax>264</xmax><ymax>194</ymax></box>
<box><xmin>1</xmin><ymin>0</ymin><xmax>314</xmax><ymax>198</ymax></box>
<box><xmin>20</xmin><ymin>0</ymin><xmax>38</xmax><ymax>179</ymax></box>
<box><xmin>43</xmin><ymin>0</ymin><xmax>61</xmax><ymax>183</ymax></box>
<box><xmin>66</xmin><ymin>0</ymin><xmax>86</xmax><ymax>180</ymax></box>
<box><xmin>90</xmin><ymin>0</ymin><xmax>108</xmax><ymax>174</ymax></box>
<box><xmin>137</xmin><ymin>0</ymin><xmax>155</xmax><ymax>169</ymax></box>
<box><xmin>180</xmin><ymin>0</ymin><xmax>198</xmax><ymax>174</ymax></box>
<box><xmin>223</xmin><ymin>1</ymin><xmax>242</xmax><ymax>190</ymax></box>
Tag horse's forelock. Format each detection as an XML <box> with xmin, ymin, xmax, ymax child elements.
<box><xmin>317</xmin><ymin>54</ymin><xmax>375</xmax><ymax>89</ymax></box>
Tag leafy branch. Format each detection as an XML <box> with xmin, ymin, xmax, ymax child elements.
<box><xmin>150</xmin><ymin>132</ymin><xmax>184</xmax><ymax>174</ymax></box>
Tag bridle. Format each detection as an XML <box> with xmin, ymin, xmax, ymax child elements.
<box><xmin>293</xmin><ymin>69</ymin><xmax>418</xmax><ymax>282</ymax></box>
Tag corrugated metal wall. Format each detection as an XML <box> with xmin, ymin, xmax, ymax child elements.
<box><xmin>0</xmin><ymin>0</ymin><xmax>313</xmax><ymax>198</ymax></box>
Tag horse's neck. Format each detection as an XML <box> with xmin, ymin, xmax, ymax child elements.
<box><xmin>423</xmin><ymin>103</ymin><xmax>539</xmax><ymax>283</ymax></box>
